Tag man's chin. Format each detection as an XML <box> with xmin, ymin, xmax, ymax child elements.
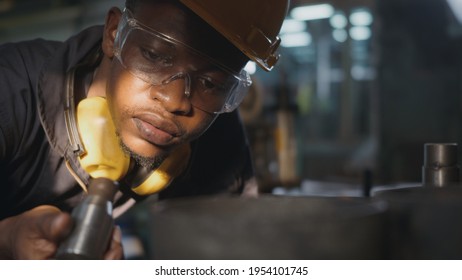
<box><xmin>119</xmin><ymin>141</ymin><xmax>166</xmax><ymax>170</ymax></box>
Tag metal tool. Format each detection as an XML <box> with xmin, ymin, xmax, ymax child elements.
<box><xmin>55</xmin><ymin>177</ymin><xmax>117</xmax><ymax>259</ymax></box>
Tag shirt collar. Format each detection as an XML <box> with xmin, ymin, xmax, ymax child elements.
<box><xmin>36</xmin><ymin>26</ymin><xmax>104</xmax><ymax>185</ymax></box>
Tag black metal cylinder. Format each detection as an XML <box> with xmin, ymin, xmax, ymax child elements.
<box><xmin>55</xmin><ymin>178</ymin><xmax>117</xmax><ymax>259</ymax></box>
<box><xmin>422</xmin><ymin>143</ymin><xmax>459</xmax><ymax>187</ymax></box>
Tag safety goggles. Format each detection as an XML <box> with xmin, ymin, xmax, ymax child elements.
<box><xmin>113</xmin><ymin>9</ymin><xmax>252</xmax><ymax>114</ymax></box>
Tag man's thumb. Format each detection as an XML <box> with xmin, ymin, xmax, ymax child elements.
<box><xmin>40</xmin><ymin>210</ymin><xmax>73</xmax><ymax>242</ymax></box>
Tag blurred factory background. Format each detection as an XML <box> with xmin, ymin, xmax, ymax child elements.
<box><xmin>2</xmin><ymin>0</ymin><xmax>462</xmax><ymax>193</ymax></box>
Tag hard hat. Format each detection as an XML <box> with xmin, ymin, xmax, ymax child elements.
<box><xmin>180</xmin><ymin>0</ymin><xmax>289</xmax><ymax>71</ymax></box>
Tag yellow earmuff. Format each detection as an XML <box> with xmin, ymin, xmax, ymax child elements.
<box><xmin>76</xmin><ymin>96</ymin><xmax>190</xmax><ymax>195</ymax></box>
<box><xmin>77</xmin><ymin>96</ymin><xmax>130</xmax><ymax>181</ymax></box>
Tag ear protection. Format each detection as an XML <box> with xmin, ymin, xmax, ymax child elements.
<box><xmin>63</xmin><ymin>48</ymin><xmax>190</xmax><ymax>196</ymax></box>
<box><xmin>76</xmin><ymin>97</ymin><xmax>190</xmax><ymax>195</ymax></box>
<box><xmin>76</xmin><ymin>96</ymin><xmax>130</xmax><ymax>181</ymax></box>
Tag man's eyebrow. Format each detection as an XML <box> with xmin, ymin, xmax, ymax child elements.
<box><xmin>140</xmin><ymin>34</ymin><xmax>176</xmax><ymax>50</ymax></box>
<box><xmin>197</xmin><ymin>66</ymin><xmax>234</xmax><ymax>80</ymax></box>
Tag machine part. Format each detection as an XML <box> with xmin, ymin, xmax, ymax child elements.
<box><xmin>275</xmin><ymin>109</ymin><xmax>298</xmax><ymax>184</ymax></box>
<box><xmin>371</xmin><ymin>143</ymin><xmax>462</xmax><ymax>259</ymax></box>
<box><xmin>375</xmin><ymin>186</ymin><xmax>462</xmax><ymax>259</ymax></box>
<box><xmin>179</xmin><ymin>0</ymin><xmax>289</xmax><ymax>71</ymax></box>
<box><xmin>422</xmin><ymin>143</ymin><xmax>460</xmax><ymax>187</ymax></box>
<box><xmin>147</xmin><ymin>195</ymin><xmax>388</xmax><ymax>259</ymax></box>
<box><xmin>56</xmin><ymin>178</ymin><xmax>117</xmax><ymax>259</ymax></box>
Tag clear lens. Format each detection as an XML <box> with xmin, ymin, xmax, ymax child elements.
<box><xmin>114</xmin><ymin>9</ymin><xmax>252</xmax><ymax>114</ymax></box>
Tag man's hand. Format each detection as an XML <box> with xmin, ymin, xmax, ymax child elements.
<box><xmin>104</xmin><ymin>225</ymin><xmax>124</xmax><ymax>260</ymax></box>
<box><xmin>0</xmin><ymin>205</ymin><xmax>123</xmax><ymax>259</ymax></box>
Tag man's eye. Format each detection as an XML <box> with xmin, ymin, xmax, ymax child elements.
<box><xmin>140</xmin><ymin>48</ymin><xmax>173</xmax><ymax>66</ymax></box>
<box><xmin>197</xmin><ymin>76</ymin><xmax>225</xmax><ymax>91</ymax></box>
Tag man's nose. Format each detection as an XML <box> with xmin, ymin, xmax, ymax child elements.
<box><xmin>150</xmin><ymin>73</ymin><xmax>192</xmax><ymax>114</ymax></box>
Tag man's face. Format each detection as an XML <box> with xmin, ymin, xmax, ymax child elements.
<box><xmin>102</xmin><ymin>2</ymin><xmax>247</xmax><ymax>166</ymax></box>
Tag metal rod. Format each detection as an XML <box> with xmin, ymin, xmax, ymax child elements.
<box><xmin>422</xmin><ymin>143</ymin><xmax>460</xmax><ymax>187</ymax></box>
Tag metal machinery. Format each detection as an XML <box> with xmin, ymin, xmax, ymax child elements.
<box><xmin>146</xmin><ymin>143</ymin><xmax>462</xmax><ymax>259</ymax></box>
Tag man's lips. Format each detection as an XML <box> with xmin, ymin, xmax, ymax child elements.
<box><xmin>133</xmin><ymin>114</ymin><xmax>180</xmax><ymax>146</ymax></box>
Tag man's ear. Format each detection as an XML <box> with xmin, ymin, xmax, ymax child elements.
<box><xmin>102</xmin><ymin>7</ymin><xmax>122</xmax><ymax>59</ymax></box>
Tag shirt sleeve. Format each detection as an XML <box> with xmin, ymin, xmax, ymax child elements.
<box><xmin>0</xmin><ymin>40</ymin><xmax>57</xmax><ymax>161</ymax></box>
<box><xmin>0</xmin><ymin>40</ymin><xmax>62</xmax><ymax>219</ymax></box>
<box><xmin>0</xmin><ymin>44</ymin><xmax>28</xmax><ymax>160</ymax></box>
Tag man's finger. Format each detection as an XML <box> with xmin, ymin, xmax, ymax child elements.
<box><xmin>35</xmin><ymin>207</ymin><xmax>73</xmax><ymax>242</ymax></box>
<box><xmin>49</xmin><ymin>212</ymin><xmax>73</xmax><ymax>241</ymax></box>
<box><xmin>104</xmin><ymin>226</ymin><xmax>124</xmax><ymax>260</ymax></box>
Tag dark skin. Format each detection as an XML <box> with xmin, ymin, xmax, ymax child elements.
<box><xmin>0</xmin><ymin>1</ymin><xmax>247</xmax><ymax>259</ymax></box>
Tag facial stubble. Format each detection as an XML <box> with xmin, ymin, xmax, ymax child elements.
<box><xmin>117</xmin><ymin>133</ymin><xmax>165</xmax><ymax>170</ymax></box>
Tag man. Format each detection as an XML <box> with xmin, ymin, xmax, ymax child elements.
<box><xmin>0</xmin><ymin>0</ymin><xmax>288</xmax><ymax>259</ymax></box>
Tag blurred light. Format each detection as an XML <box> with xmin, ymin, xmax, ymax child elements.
<box><xmin>330</xmin><ymin>13</ymin><xmax>348</xmax><ymax>29</ymax></box>
<box><xmin>291</xmin><ymin>4</ymin><xmax>334</xmax><ymax>21</ymax></box>
<box><xmin>332</xmin><ymin>29</ymin><xmax>348</xmax><ymax>42</ymax></box>
<box><xmin>280</xmin><ymin>19</ymin><xmax>306</xmax><ymax>34</ymax></box>
<box><xmin>349</xmin><ymin>26</ymin><xmax>371</xmax><ymax>40</ymax></box>
<box><xmin>447</xmin><ymin>0</ymin><xmax>462</xmax><ymax>24</ymax></box>
<box><xmin>330</xmin><ymin>69</ymin><xmax>345</xmax><ymax>82</ymax></box>
<box><xmin>351</xmin><ymin>65</ymin><xmax>376</xmax><ymax>80</ymax></box>
<box><xmin>244</xmin><ymin>61</ymin><xmax>257</xmax><ymax>75</ymax></box>
<box><xmin>350</xmin><ymin>9</ymin><xmax>373</xmax><ymax>26</ymax></box>
<box><xmin>281</xmin><ymin>32</ymin><xmax>312</xmax><ymax>47</ymax></box>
